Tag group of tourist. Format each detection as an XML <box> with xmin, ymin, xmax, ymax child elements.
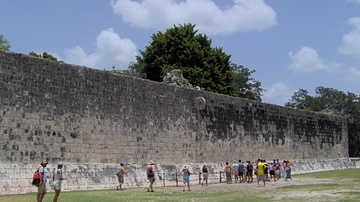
<box><xmin>223</xmin><ymin>159</ymin><xmax>292</xmax><ymax>187</ymax></box>
<box><xmin>34</xmin><ymin>158</ymin><xmax>292</xmax><ymax>201</ymax></box>
<box><xmin>35</xmin><ymin>160</ymin><xmax>66</xmax><ymax>202</ymax></box>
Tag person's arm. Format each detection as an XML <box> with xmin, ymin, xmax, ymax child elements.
<box><xmin>39</xmin><ymin>172</ymin><xmax>43</xmax><ymax>184</ymax></box>
<box><xmin>59</xmin><ymin>169</ymin><xmax>66</xmax><ymax>180</ymax></box>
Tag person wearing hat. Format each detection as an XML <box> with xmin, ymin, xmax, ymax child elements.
<box><xmin>37</xmin><ymin>160</ymin><xmax>48</xmax><ymax>202</ymax></box>
<box><xmin>146</xmin><ymin>160</ymin><xmax>155</xmax><ymax>192</ymax></box>
<box><xmin>52</xmin><ymin>162</ymin><xmax>66</xmax><ymax>202</ymax></box>
<box><xmin>180</xmin><ymin>164</ymin><xmax>191</xmax><ymax>191</ymax></box>
<box><xmin>117</xmin><ymin>162</ymin><xmax>125</xmax><ymax>190</ymax></box>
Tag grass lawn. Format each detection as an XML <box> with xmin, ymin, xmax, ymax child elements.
<box><xmin>1</xmin><ymin>169</ymin><xmax>359</xmax><ymax>202</ymax></box>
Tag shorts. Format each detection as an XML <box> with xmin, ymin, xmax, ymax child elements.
<box><xmin>257</xmin><ymin>174</ymin><xmax>266</xmax><ymax>181</ymax></box>
<box><xmin>37</xmin><ymin>183</ymin><xmax>47</xmax><ymax>193</ymax></box>
<box><xmin>202</xmin><ymin>173</ymin><xmax>208</xmax><ymax>179</ymax></box>
<box><xmin>52</xmin><ymin>180</ymin><xmax>62</xmax><ymax>191</ymax></box>
<box><xmin>225</xmin><ymin>172</ymin><xmax>231</xmax><ymax>179</ymax></box>
<box><xmin>148</xmin><ymin>177</ymin><xmax>155</xmax><ymax>183</ymax></box>
<box><xmin>183</xmin><ymin>176</ymin><xmax>189</xmax><ymax>184</ymax></box>
<box><xmin>247</xmin><ymin>171</ymin><xmax>253</xmax><ymax>176</ymax></box>
<box><xmin>275</xmin><ymin>170</ymin><xmax>280</xmax><ymax>175</ymax></box>
<box><xmin>270</xmin><ymin>170</ymin><xmax>275</xmax><ymax>175</ymax></box>
<box><xmin>238</xmin><ymin>172</ymin><xmax>243</xmax><ymax>176</ymax></box>
<box><xmin>118</xmin><ymin>175</ymin><xmax>124</xmax><ymax>184</ymax></box>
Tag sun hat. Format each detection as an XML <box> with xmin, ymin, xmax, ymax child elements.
<box><xmin>149</xmin><ymin>160</ymin><xmax>154</xmax><ymax>165</ymax></box>
<box><xmin>41</xmin><ymin>160</ymin><xmax>48</xmax><ymax>165</ymax></box>
<box><xmin>183</xmin><ymin>165</ymin><xmax>189</xmax><ymax>169</ymax></box>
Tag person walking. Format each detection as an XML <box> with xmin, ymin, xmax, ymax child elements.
<box><xmin>117</xmin><ymin>162</ymin><xmax>125</xmax><ymax>190</ymax></box>
<box><xmin>201</xmin><ymin>163</ymin><xmax>208</xmax><ymax>186</ymax></box>
<box><xmin>52</xmin><ymin>162</ymin><xmax>66</xmax><ymax>202</ymax></box>
<box><xmin>146</xmin><ymin>160</ymin><xmax>155</xmax><ymax>192</ymax></box>
<box><xmin>37</xmin><ymin>160</ymin><xmax>48</xmax><ymax>202</ymax></box>
<box><xmin>180</xmin><ymin>165</ymin><xmax>191</xmax><ymax>191</ymax></box>
<box><xmin>284</xmin><ymin>160</ymin><xmax>292</xmax><ymax>181</ymax></box>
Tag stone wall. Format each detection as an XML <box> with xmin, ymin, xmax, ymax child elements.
<box><xmin>0</xmin><ymin>50</ymin><xmax>349</xmax><ymax>194</ymax></box>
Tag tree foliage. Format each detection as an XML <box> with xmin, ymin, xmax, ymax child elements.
<box><xmin>286</xmin><ymin>86</ymin><xmax>360</xmax><ymax>157</ymax></box>
<box><xmin>0</xmin><ymin>34</ymin><xmax>11</xmax><ymax>51</ymax></box>
<box><xmin>29</xmin><ymin>51</ymin><xmax>58</xmax><ymax>61</ymax></box>
<box><xmin>128</xmin><ymin>23</ymin><xmax>262</xmax><ymax>101</ymax></box>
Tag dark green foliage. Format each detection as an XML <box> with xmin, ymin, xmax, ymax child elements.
<box><xmin>29</xmin><ymin>51</ymin><xmax>58</xmax><ymax>61</ymax></box>
<box><xmin>286</xmin><ymin>86</ymin><xmax>360</xmax><ymax>157</ymax></box>
<box><xmin>129</xmin><ymin>23</ymin><xmax>262</xmax><ymax>101</ymax></box>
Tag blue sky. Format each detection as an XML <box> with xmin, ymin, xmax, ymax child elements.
<box><xmin>1</xmin><ymin>0</ymin><xmax>360</xmax><ymax>106</ymax></box>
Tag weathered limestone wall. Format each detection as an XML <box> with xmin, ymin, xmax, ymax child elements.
<box><xmin>0</xmin><ymin>50</ymin><xmax>349</xmax><ymax>194</ymax></box>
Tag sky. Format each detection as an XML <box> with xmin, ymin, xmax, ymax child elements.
<box><xmin>1</xmin><ymin>0</ymin><xmax>360</xmax><ymax>106</ymax></box>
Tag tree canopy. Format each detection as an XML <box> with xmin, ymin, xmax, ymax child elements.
<box><xmin>128</xmin><ymin>23</ymin><xmax>262</xmax><ymax>101</ymax></box>
<box><xmin>286</xmin><ymin>86</ymin><xmax>360</xmax><ymax>157</ymax></box>
<box><xmin>0</xmin><ymin>34</ymin><xmax>11</xmax><ymax>51</ymax></box>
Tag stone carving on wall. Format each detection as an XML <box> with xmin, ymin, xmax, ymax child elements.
<box><xmin>162</xmin><ymin>69</ymin><xmax>192</xmax><ymax>88</ymax></box>
<box><xmin>195</xmin><ymin>97</ymin><xmax>206</xmax><ymax>110</ymax></box>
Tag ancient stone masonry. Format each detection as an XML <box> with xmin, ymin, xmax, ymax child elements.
<box><xmin>0</xmin><ymin>50</ymin><xmax>350</xmax><ymax>195</ymax></box>
<box><xmin>0</xmin><ymin>50</ymin><xmax>348</xmax><ymax>166</ymax></box>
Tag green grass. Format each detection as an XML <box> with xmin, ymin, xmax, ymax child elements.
<box><xmin>2</xmin><ymin>169</ymin><xmax>360</xmax><ymax>202</ymax></box>
<box><xmin>294</xmin><ymin>168</ymin><xmax>360</xmax><ymax>179</ymax></box>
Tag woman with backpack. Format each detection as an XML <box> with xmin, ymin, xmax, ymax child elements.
<box><xmin>146</xmin><ymin>160</ymin><xmax>155</xmax><ymax>192</ymax></box>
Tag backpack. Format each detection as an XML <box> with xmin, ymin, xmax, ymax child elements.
<box><xmin>116</xmin><ymin>170</ymin><xmax>121</xmax><ymax>177</ymax></box>
<box><xmin>147</xmin><ymin>167</ymin><xmax>154</xmax><ymax>178</ymax></box>
<box><xmin>246</xmin><ymin>163</ymin><xmax>253</xmax><ymax>170</ymax></box>
<box><xmin>32</xmin><ymin>169</ymin><xmax>41</xmax><ymax>186</ymax></box>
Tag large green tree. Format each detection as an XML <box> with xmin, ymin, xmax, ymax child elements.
<box><xmin>286</xmin><ymin>86</ymin><xmax>360</xmax><ymax>157</ymax></box>
<box><xmin>0</xmin><ymin>34</ymin><xmax>11</xmax><ymax>51</ymax></box>
<box><xmin>130</xmin><ymin>23</ymin><xmax>262</xmax><ymax>101</ymax></box>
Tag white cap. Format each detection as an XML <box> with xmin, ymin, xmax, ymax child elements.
<box><xmin>58</xmin><ymin>162</ymin><xmax>64</xmax><ymax>166</ymax></box>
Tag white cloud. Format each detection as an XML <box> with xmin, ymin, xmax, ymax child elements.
<box><xmin>64</xmin><ymin>28</ymin><xmax>137</xmax><ymax>70</ymax></box>
<box><xmin>288</xmin><ymin>47</ymin><xmax>340</xmax><ymax>73</ymax></box>
<box><xmin>338</xmin><ymin>17</ymin><xmax>360</xmax><ymax>60</ymax></box>
<box><xmin>111</xmin><ymin>0</ymin><xmax>277</xmax><ymax>35</ymax></box>
<box><xmin>262</xmin><ymin>82</ymin><xmax>293</xmax><ymax>106</ymax></box>
<box><xmin>344</xmin><ymin>67</ymin><xmax>360</xmax><ymax>84</ymax></box>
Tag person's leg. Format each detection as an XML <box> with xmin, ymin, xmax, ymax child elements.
<box><xmin>119</xmin><ymin>176</ymin><xmax>124</xmax><ymax>189</ymax></box>
<box><xmin>40</xmin><ymin>192</ymin><xmax>46</xmax><ymax>202</ymax></box>
<box><xmin>37</xmin><ymin>193</ymin><xmax>42</xmax><ymax>202</ymax></box>
<box><xmin>187</xmin><ymin>182</ymin><xmax>190</xmax><ymax>191</ymax></box>
<box><xmin>116</xmin><ymin>175</ymin><xmax>121</xmax><ymax>189</ymax></box>
<box><xmin>151</xmin><ymin>178</ymin><xmax>155</xmax><ymax>192</ymax></box>
<box><xmin>37</xmin><ymin>184</ymin><xmax>43</xmax><ymax>202</ymax></box>
<box><xmin>53</xmin><ymin>190</ymin><xmax>60</xmax><ymax>202</ymax></box>
<box><xmin>38</xmin><ymin>184</ymin><xmax>47</xmax><ymax>202</ymax></box>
